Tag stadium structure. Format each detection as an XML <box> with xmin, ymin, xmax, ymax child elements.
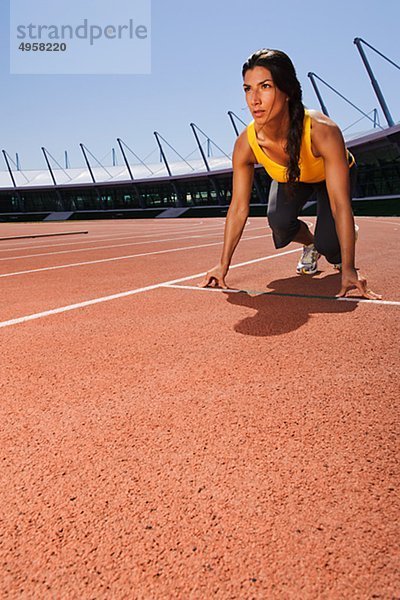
<box><xmin>1</xmin><ymin>38</ymin><xmax>399</xmax><ymax>221</ymax></box>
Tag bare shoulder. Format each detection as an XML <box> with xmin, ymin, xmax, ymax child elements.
<box><xmin>233</xmin><ymin>128</ymin><xmax>257</xmax><ymax>167</ymax></box>
<box><xmin>307</xmin><ymin>109</ymin><xmax>346</xmax><ymax>161</ymax></box>
<box><xmin>307</xmin><ymin>109</ymin><xmax>343</xmax><ymax>141</ymax></box>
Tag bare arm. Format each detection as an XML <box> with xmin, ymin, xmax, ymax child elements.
<box><xmin>221</xmin><ymin>137</ymin><xmax>254</xmax><ymax>268</ymax></box>
<box><xmin>317</xmin><ymin>124</ymin><xmax>356</xmax><ymax>270</ymax></box>
<box><xmin>199</xmin><ymin>133</ymin><xmax>255</xmax><ymax>287</ymax></box>
<box><xmin>312</xmin><ymin>115</ymin><xmax>381</xmax><ymax>299</ymax></box>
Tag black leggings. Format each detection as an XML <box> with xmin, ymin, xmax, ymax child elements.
<box><xmin>267</xmin><ymin>165</ymin><xmax>357</xmax><ymax>265</ymax></box>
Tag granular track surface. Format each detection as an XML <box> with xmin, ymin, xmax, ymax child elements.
<box><xmin>0</xmin><ymin>217</ymin><xmax>398</xmax><ymax>599</ymax></box>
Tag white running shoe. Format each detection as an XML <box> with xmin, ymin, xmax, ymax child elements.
<box><xmin>333</xmin><ymin>223</ymin><xmax>359</xmax><ymax>271</ymax></box>
<box><xmin>296</xmin><ymin>244</ymin><xmax>320</xmax><ymax>275</ymax></box>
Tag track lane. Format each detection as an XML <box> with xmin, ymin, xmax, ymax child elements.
<box><xmin>1</xmin><ymin>217</ymin><xmax>398</xmax><ymax>323</ymax></box>
<box><xmin>0</xmin><ymin>220</ymin><xmax>226</xmax><ymax>252</ymax></box>
<box><xmin>0</xmin><ymin>232</ymin><xmax>271</xmax><ymax>277</ymax></box>
<box><xmin>0</xmin><ymin>232</ymin><xmax>277</xmax><ymax>322</ymax></box>
<box><xmin>0</xmin><ymin>255</ymin><xmax>398</xmax><ymax>598</ymax></box>
<box><xmin>0</xmin><ymin>226</ymin><xmax>265</xmax><ymax>262</ymax></box>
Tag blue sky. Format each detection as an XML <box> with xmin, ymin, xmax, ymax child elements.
<box><xmin>1</xmin><ymin>0</ymin><xmax>399</xmax><ymax>171</ymax></box>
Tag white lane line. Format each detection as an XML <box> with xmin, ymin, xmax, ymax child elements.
<box><xmin>0</xmin><ymin>233</ymin><xmax>273</xmax><ymax>278</ymax></box>
<box><xmin>0</xmin><ymin>234</ymin><xmax>212</xmax><ymax>261</ymax></box>
<box><xmin>0</xmin><ymin>222</ymin><xmax>271</xmax><ymax>254</ymax></box>
<box><xmin>0</xmin><ymin>218</ymin><xmax>271</xmax><ymax>252</ymax></box>
<box><xmin>0</xmin><ymin>227</ymin><xmax>233</xmax><ymax>252</ymax></box>
<box><xmin>0</xmin><ymin>248</ymin><xmax>300</xmax><ymax>329</ymax></box>
<box><xmin>0</xmin><ymin>230</ymin><xmax>210</xmax><ymax>253</ymax></box>
<box><xmin>0</xmin><ymin>226</ymin><xmax>269</xmax><ymax>262</ymax></box>
<box><xmin>163</xmin><ymin>283</ymin><xmax>400</xmax><ymax>307</ymax></box>
<box><xmin>0</xmin><ymin>223</ymin><xmax>227</xmax><ymax>252</ymax></box>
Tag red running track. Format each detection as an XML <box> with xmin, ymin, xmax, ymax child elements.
<box><xmin>0</xmin><ymin>217</ymin><xmax>399</xmax><ymax>598</ymax></box>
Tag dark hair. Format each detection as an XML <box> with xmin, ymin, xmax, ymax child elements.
<box><xmin>242</xmin><ymin>49</ymin><xmax>304</xmax><ymax>184</ymax></box>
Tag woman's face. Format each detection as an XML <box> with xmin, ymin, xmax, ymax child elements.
<box><xmin>243</xmin><ymin>66</ymin><xmax>288</xmax><ymax>124</ymax></box>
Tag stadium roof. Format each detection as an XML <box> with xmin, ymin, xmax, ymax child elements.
<box><xmin>0</xmin><ymin>156</ymin><xmax>233</xmax><ymax>191</ymax></box>
<box><xmin>1</xmin><ymin>123</ymin><xmax>399</xmax><ymax>192</ymax></box>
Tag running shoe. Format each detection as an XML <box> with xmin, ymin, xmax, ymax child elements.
<box><xmin>333</xmin><ymin>223</ymin><xmax>359</xmax><ymax>271</ymax></box>
<box><xmin>296</xmin><ymin>244</ymin><xmax>320</xmax><ymax>275</ymax></box>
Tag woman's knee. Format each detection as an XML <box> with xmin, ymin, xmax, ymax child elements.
<box><xmin>267</xmin><ymin>180</ymin><xmax>307</xmax><ymax>246</ymax></box>
<box><xmin>267</xmin><ymin>210</ymin><xmax>296</xmax><ymax>233</ymax></box>
<box><xmin>268</xmin><ymin>214</ymin><xmax>301</xmax><ymax>248</ymax></box>
<box><xmin>314</xmin><ymin>237</ymin><xmax>341</xmax><ymax>263</ymax></box>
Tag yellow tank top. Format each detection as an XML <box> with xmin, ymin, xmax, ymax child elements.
<box><xmin>246</xmin><ymin>108</ymin><xmax>355</xmax><ymax>183</ymax></box>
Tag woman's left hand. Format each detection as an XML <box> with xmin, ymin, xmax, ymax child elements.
<box><xmin>336</xmin><ymin>267</ymin><xmax>382</xmax><ymax>300</ymax></box>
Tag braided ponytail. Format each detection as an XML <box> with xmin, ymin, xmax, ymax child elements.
<box><xmin>242</xmin><ymin>49</ymin><xmax>305</xmax><ymax>185</ymax></box>
<box><xmin>286</xmin><ymin>96</ymin><xmax>304</xmax><ymax>184</ymax></box>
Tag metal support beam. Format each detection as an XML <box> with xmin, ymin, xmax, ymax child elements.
<box><xmin>79</xmin><ymin>143</ymin><xmax>96</xmax><ymax>183</ymax></box>
<box><xmin>307</xmin><ymin>73</ymin><xmax>330</xmax><ymax>117</ymax></box>
<box><xmin>190</xmin><ymin>123</ymin><xmax>210</xmax><ymax>172</ymax></box>
<box><xmin>116</xmin><ymin>139</ymin><xmax>146</xmax><ymax>208</ymax></box>
<box><xmin>42</xmin><ymin>147</ymin><xmax>72</xmax><ymax>183</ymax></box>
<box><xmin>2</xmin><ymin>150</ymin><xmax>17</xmax><ymax>188</ymax></box>
<box><xmin>117</xmin><ymin>138</ymin><xmax>135</xmax><ymax>181</ymax></box>
<box><xmin>153</xmin><ymin>132</ymin><xmax>194</xmax><ymax>172</ymax></box>
<box><xmin>41</xmin><ymin>147</ymin><xmax>58</xmax><ymax>186</ymax></box>
<box><xmin>355</xmin><ymin>37</ymin><xmax>400</xmax><ymax>70</ymax></box>
<box><xmin>80</xmin><ymin>145</ymin><xmax>113</xmax><ymax>179</ymax></box>
<box><xmin>354</xmin><ymin>37</ymin><xmax>395</xmax><ymax>128</ymax></box>
<box><xmin>152</xmin><ymin>133</ymin><xmax>185</xmax><ymax>206</ymax></box>
<box><xmin>41</xmin><ymin>147</ymin><xmax>66</xmax><ymax>210</ymax></box>
<box><xmin>227</xmin><ymin>110</ymin><xmax>247</xmax><ymax>137</ymax></box>
<box><xmin>117</xmin><ymin>138</ymin><xmax>155</xmax><ymax>178</ymax></box>
<box><xmin>191</xmin><ymin>123</ymin><xmax>231</xmax><ymax>160</ymax></box>
<box><xmin>154</xmin><ymin>131</ymin><xmax>172</xmax><ymax>176</ymax></box>
<box><xmin>307</xmin><ymin>72</ymin><xmax>384</xmax><ymax>129</ymax></box>
<box><xmin>342</xmin><ymin>109</ymin><xmax>380</xmax><ymax>134</ymax></box>
<box><xmin>2</xmin><ymin>150</ymin><xmax>23</xmax><ymax>210</ymax></box>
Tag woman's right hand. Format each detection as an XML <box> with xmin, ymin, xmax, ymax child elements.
<box><xmin>198</xmin><ymin>264</ymin><xmax>229</xmax><ymax>289</ymax></box>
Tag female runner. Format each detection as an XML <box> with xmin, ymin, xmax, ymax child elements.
<box><xmin>200</xmin><ymin>48</ymin><xmax>380</xmax><ymax>299</ymax></box>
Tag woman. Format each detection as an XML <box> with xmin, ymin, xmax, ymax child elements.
<box><xmin>200</xmin><ymin>48</ymin><xmax>380</xmax><ymax>300</ymax></box>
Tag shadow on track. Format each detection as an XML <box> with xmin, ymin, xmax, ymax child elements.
<box><xmin>224</xmin><ymin>273</ymin><xmax>357</xmax><ymax>337</ymax></box>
